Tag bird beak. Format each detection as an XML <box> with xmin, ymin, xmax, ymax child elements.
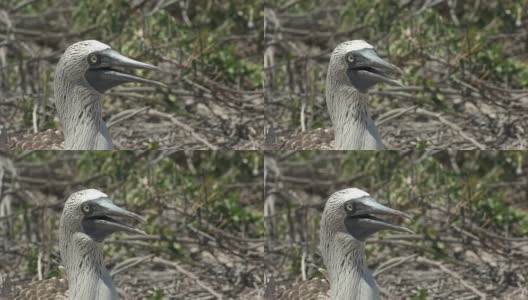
<box><xmin>345</xmin><ymin>196</ymin><xmax>412</xmax><ymax>241</ymax></box>
<box><xmin>85</xmin><ymin>48</ymin><xmax>166</xmax><ymax>93</ymax></box>
<box><xmin>82</xmin><ymin>197</ymin><xmax>146</xmax><ymax>241</ymax></box>
<box><xmin>348</xmin><ymin>48</ymin><xmax>404</xmax><ymax>88</ymax></box>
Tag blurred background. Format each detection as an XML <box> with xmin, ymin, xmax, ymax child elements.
<box><xmin>0</xmin><ymin>151</ymin><xmax>264</xmax><ymax>299</ymax></box>
<box><xmin>265</xmin><ymin>0</ymin><xmax>528</xmax><ymax>149</ymax></box>
<box><xmin>265</xmin><ymin>150</ymin><xmax>528</xmax><ymax>299</ymax></box>
<box><xmin>0</xmin><ymin>0</ymin><xmax>263</xmax><ymax>150</ymax></box>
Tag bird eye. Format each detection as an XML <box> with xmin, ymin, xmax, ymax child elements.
<box><xmin>345</xmin><ymin>203</ymin><xmax>354</xmax><ymax>211</ymax></box>
<box><xmin>82</xmin><ymin>204</ymin><xmax>90</xmax><ymax>213</ymax></box>
<box><xmin>88</xmin><ymin>54</ymin><xmax>99</xmax><ymax>65</ymax></box>
<box><xmin>346</xmin><ymin>54</ymin><xmax>354</xmax><ymax>63</ymax></box>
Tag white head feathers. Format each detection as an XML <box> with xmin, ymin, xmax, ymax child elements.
<box><xmin>332</xmin><ymin>40</ymin><xmax>374</xmax><ymax>56</ymax></box>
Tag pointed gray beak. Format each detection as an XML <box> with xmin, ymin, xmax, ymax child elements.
<box><xmin>347</xmin><ymin>48</ymin><xmax>404</xmax><ymax>91</ymax></box>
<box><xmin>85</xmin><ymin>48</ymin><xmax>166</xmax><ymax>93</ymax></box>
<box><xmin>82</xmin><ymin>197</ymin><xmax>146</xmax><ymax>242</ymax></box>
<box><xmin>344</xmin><ymin>196</ymin><xmax>412</xmax><ymax>241</ymax></box>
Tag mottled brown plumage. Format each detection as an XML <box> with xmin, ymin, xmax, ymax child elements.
<box><xmin>280</xmin><ymin>128</ymin><xmax>334</xmax><ymax>150</ymax></box>
<box><xmin>14</xmin><ymin>277</ymin><xmax>68</xmax><ymax>300</ymax></box>
<box><xmin>11</xmin><ymin>129</ymin><xmax>65</xmax><ymax>150</ymax></box>
<box><xmin>278</xmin><ymin>278</ymin><xmax>330</xmax><ymax>300</ymax></box>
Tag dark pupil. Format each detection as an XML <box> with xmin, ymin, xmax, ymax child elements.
<box><xmin>90</xmin><ymin>56</ymin><xmax>97</xmax><ymax>63</ymax></box>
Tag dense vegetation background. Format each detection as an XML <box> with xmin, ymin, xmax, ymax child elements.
<box><xmin>0</xmin><ymin>0</ymin><xmax>263</xmax><ymax>149</ymax></box>
<box><xmin>265</xmin><ymin>0</ymin><xmax>528</xmax><ymax>149</ymax></box>
<box><xmin>265</xmin><ymin>151</ymin><xmax>528</xmax><ymax>299</ymax></box>
<box><xmin>0</xmin><ymin>151</ymin><xmax>264</xmax><ymax>299</ymax></box>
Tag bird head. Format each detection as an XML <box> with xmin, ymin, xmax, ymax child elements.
<box><xmin>322</xmin><ymin>188</ymin><xmax>412</xmax><ymax>243</ymax></box>
<box><xmin>328</xmin><ymin>40</ymin><xmax>403</xmax><ymax>93</ymax></box>
<box><xmin>55</xmin><ymin>40</ymin><xmax>165</xmax><ymax>94</ymax></box>
<box><xmin>60</xmin><ymin>189</ymin><xmax>145</xmax><ymax>244</ymax></box>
